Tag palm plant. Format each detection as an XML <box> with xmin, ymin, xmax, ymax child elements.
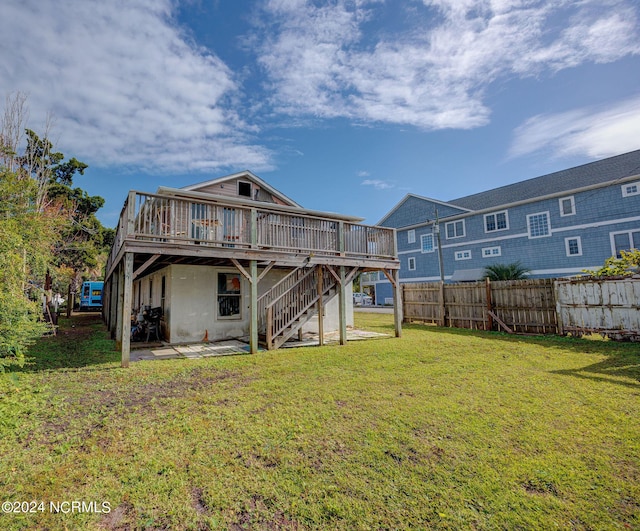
<box><xmin>483</xmin><ymin>261</ymin><xmax>530</xmax><ymax>281</ymax></box>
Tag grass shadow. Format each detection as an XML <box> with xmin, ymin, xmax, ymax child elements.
<box><xmin>549</xmin><ymin>357</ymin><xmax>640</xmax><ymax>389</ymax></box>
<box><xmin>401</xmin><ymin>321</ymin><xmax>640</xmax><ymax>388</ymax></box>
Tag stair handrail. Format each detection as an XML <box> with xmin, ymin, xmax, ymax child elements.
<box><xmin>265</xmin><ymin>267</ymin><xmax>318</xmax><ymax>310</ymax></box>
<box><xmin>257</xmin><ymin>266</ymin><xmax>311</xmax><ymax>332</ymax></box>
<box><xmin>268</xmin><ymin>269</ymin><xmax>320</xmax><ymax>342</ymax></box>
<box><xmin>265</xmin><ymin>266</ymin><xmax>339</xmax><ymax>349</ymax></box>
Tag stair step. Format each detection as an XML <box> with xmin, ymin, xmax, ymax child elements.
<box><xmin>259</xmin><ymin>266</ymin><xmax>344</xmax><ymax>350</ymax></box>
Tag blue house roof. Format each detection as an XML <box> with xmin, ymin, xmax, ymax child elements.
<box><xmin>448</xmin><ymin>149</ymin><xmax>640</xmax><ymax>211</ymax></box>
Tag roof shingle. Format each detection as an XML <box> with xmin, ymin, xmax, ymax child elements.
<box><xmin>448</xmin><ymin>149</ymin><xmax>640</xmax><ymax>211</ymax></box>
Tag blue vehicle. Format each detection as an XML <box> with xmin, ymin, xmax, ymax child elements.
<box><xmin>80</xmin><ymin>281</ymin><xmax>104</xmax><ymax>311</ymax></box>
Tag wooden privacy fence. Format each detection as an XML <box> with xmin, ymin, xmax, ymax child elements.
<box><xmin>403</xmin><ymin>278</ymin><xmax>640</xmax><ymax>338</ymax></box>
<box><xmin>555</xmin><ymin>278</ymin><xmax>640</xmax><ymax>340</ymax></box>
<box><xmin>403</xmin><ymin>279</ymin><xmax>558</xmax><ymax>335</ymax></box>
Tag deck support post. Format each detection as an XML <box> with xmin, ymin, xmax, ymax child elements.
<box><xmin>317</xmin><ymin>265</ymin><xmax>324</xmax><ymax>346</ymax></box>
<box><xmin>115</xmin><ymin>262</ymin><xmax>124</xmax><ymax>350</ymax></box>
<box><xmin>110</xmin><ymin>271</ymin><xmax>118</xmax><ymax>337</ymax></box>
<box><xmin>382</xmin><ymin>268</ymin><xmax>403</xmax><ymax>337</ymax></box>
<box><xmin>121</xmin><ymin>252</ymin><xmax>133</xmax><ymax>368</ymax></box>
<box><xmin>249</xmin><ymin>259</ymin><xmax>258</xmax><ymax>354</ymax></box>
<box><xmin>102</xmin><ymin>278</ymin><xmax>108</xmax><ymax>327</ymax></box>
<box><xmin>339</xmin><ymin>265</ymin><xmax>347</xmax><ymax>345</ymax></box>
<box><xmin>392</xmin><ymin>269</ymin><xmax>402</xmax><ymax>338</ymax></box>
<box><xmin>108</xmin><ymin>270</ymin><xmax>115</xmax><ymax>337</ymax></box>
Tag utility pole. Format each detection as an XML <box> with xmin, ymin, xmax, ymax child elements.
<box><xmin>434</xmin><ymin>209</ymin><xmax>445</xmax><ymax>282</ymax></box>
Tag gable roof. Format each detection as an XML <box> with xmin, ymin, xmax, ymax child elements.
<box><xmin>155</xmin><ymin>185</ymin><xmax>364</xmax><ymax>222</ymax></box>
<box><xmin>180</xmin><ymin>170</ymin><xmax>301</xmax><ymax>208</ymax></box>
<box><xmin>447</xmin><ymin>149</ymin><xmax>640</xmax><ymax>211</ymax></box>
<box><xmin>377</xmin><ymin>193</ymin><xmax>471</xmax><ymax>227</ymax></box>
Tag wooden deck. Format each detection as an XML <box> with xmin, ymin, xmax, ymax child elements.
<box><xmin>106</xmin><ymin>191</ymin><xmax>399</xmax><ymax>278</ymax></box>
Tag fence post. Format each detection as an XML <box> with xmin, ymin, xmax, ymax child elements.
<box><xmin>553</xmin><ymin>280</ymin><xmax>564</xmax><ymax>336</ymax></box>
<box><xmin>485</xmin><ymin>277</ymin><xmax>493</xmax><ymax>331</ymax></box>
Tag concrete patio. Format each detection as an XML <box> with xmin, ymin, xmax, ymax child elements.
<box><xmin>131</xmin><ymin>328</ymin><xmax>391</xmax><ymax>362</ymax></box>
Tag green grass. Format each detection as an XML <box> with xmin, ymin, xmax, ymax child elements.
<box><xmin>0</xmin><ymin>312</ymin><xmax>638</xmax><ymax>530</ymax></box>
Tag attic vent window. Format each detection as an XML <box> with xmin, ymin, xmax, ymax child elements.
<box><xmin>238</xmin><ymin>181</ymin><xmax>251</xmax><ymax>197</ymax></box>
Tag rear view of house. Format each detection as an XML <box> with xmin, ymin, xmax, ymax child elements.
<box><xmin>104</xmin><ymin>171</ymin><xmax>401</xmax><ymax>367</ymax></box>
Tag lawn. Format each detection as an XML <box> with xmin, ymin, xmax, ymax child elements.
<box><xmin>0</xmin><ymin>312</ymin><xmax>638</xmax><ymax>530</ymax></box>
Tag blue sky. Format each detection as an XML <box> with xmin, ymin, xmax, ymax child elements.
<box><xmin>1</xmin><ymin>0</ymin><xmax>639</xmax><ymax>226</ymax></box>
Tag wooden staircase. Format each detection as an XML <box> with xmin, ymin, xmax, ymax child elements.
<box><xmin>258</xmin><ymin>265</ymin><xmax>338</xmax><ymax>350</ymax></box>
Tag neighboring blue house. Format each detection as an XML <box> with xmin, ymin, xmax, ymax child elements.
<box><xmin>364</xmin><ymin>149</ymin><xmax>640</xmax><ymax>304</ymax></box>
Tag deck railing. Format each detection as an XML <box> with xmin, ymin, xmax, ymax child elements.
<box><xmin>106</xmin><ymin>191</ymin><xmax>397</xmax><ymax>273</ymax></box>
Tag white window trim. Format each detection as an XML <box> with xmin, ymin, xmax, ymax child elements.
<box><xmin>564</xmin><ymin>236</ymin><xmax>582</xmax><ymax>257</ymax></box>
<box><xmin>482</xmin><ymin>246</ymin><xmax>501</xmax><ymax>258</ymax></box>
<box><xmin>484</xmin><ymin>210</ymin><xmax>509</xmax><ymax>233</ymax></box>
<box><xmin>454</xmin><ymin>250</ymin><xmax>472</xmax><ymax>261</ymax></box>
<box><xmin>445</xmin><ymin>219</ymin><xmax>465</xmax><ymax>239</ymax></box>
<box><xmin>610</xmin><ymin>230</ymin><xmax>639</xmax><ymax>257</ymax></box>
<box><xmin>559</xmin><ymin>196</ymin><xmax>576</xmax><ymax>217</ymax></box>
<box><xmin>421</xmin><ymin>234</ymin><xmax>435</xmax><ymax>253</ymax></box>
<box><xmin>407</xmin><ymin>229</ymin><xmax>416</xmax><ymax>244</ymax></box>
<box><xmin>621</xmin><ymin>181</ymin><xmax>640</xmax><ymax>197</ymax></box>
<box><xmin>527</xmin><ymin>211</ymin><xmax>551</xmax><ymax>239</ymax></box>
<box><xmin>217</xmin><ymin>271</ymin><xmax>243</xmax><ymax>320</ymax></box>
<box><xmin>408</xmin><ymin>257</ymin><xmax>416</xmax><ymax>270</ymax></box>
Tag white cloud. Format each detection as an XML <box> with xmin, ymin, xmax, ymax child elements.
<box><xmin>0</xmin><ymin>0</ymin><xmax>272</xmax><ymax>173</ymax></box>
<box><xmin>255</xmin><ymin>0</ymin><xmax>640</xmax><ymax>130</ymax></box>
<box><xmin>509</xmin><ymin>95</ymin><xmax>640</xmax><ymax>159</ymax></box>
<box><xmin>362</xmin><ymin>179</ymin><xmax>393</xmax><ymax>190</ymax></box>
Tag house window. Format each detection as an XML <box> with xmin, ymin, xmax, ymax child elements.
<box><xmin>149</xmin><ymin>279</ymin><xmax>153</xmax><ymax>305</ymax></box>
<box><xmin>482</xmin><ymin>246</ymin><xmax>501</xmax><ymax>258</ymax></box>
<box><xmin>527</xmin><ymin>212</ymin><xmax>551</xmax><ymax>238</ymax></box>
<box><xmin>238</xmin><ymin>181</ymin><xmax>251</xmax><ymax>197</ymax></box>
<box><xmin>610</xmin><ymin>230</ymin><xmax>640</xmax><ymax>258</ymax></box>
<box><xmin>445</xmin><ymin>220</ymin><xmax>465</xmax><ymax>239</ymax></box>
<box><xmin>565</xmin><ymin>237</ymin><xmax>582</xmax><ymax>257</ymax></box>
<box><xmin>408</xmin><ymin>257</ymin><xmax>416</xmax><ymax>271</ymax></box>
<box><xmin>421</xmin><ymin>234</ymin><xmax>435</xmax><ymax>253</ymax></box>
<box><xmin>407</xmin><ymin>229</ymin><xmax>416</xmax><ymax>244</ymax></box>
<box><xmin>559</xmin><ymin>196</ymin><xmax>575</xmax><ymax>216</ymax></box>
<box><xmin>218</xmin><ymin>273</ymin><xmax>241</xmax><ymax>318</ymax></box>
<box><xmin>238</xmin><ymin>181</ymin><xmax>252</xmax><ymax>198</ymax></box>
<box><xmin>484</xmin><ymin>211</ymin><xmax>508</xmax><ymax>232</ymax></box>
<box><xmin>622</xmin><ymin>181</ymin><xmax>640</xmax><ymax>197</ymax></box>
<box><xmin>455</xmin><ymin>250</ymin><xmax>472</xmax><ymax>261</ymax></box>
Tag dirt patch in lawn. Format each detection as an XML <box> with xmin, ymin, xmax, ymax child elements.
<box><xmin>33</xmin><ymin>367</ymin><xmax>252</xmax><ymax>449</ymax></box>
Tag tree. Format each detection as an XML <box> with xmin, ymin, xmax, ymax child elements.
<box><xmin>0</xmin><ymin>171</ymin><xmax>52</xmax><ymax>370</ymax></box>
<box><xmin>17</xmin><ymin>128</ymin><xmax>88</xmax><ymax>211</ymax></box>
<box><xmin>0</xmin><ymin>92</ymin><xmax>109</xmax><ymax>369</ymax></box>
<box><xmin>483</xmin><ymin>262</ymin><xmax>530</xmax><ymax>281</ymax></box>
<box><xmin>13</xmin><ymin>126</ymin><xmax>108</xmax><ymax>292</ymax></box>
<box><xmin>584</xmin><ymin>250</ymin><xmax>640</xmax><ymax>278</ymax></box>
